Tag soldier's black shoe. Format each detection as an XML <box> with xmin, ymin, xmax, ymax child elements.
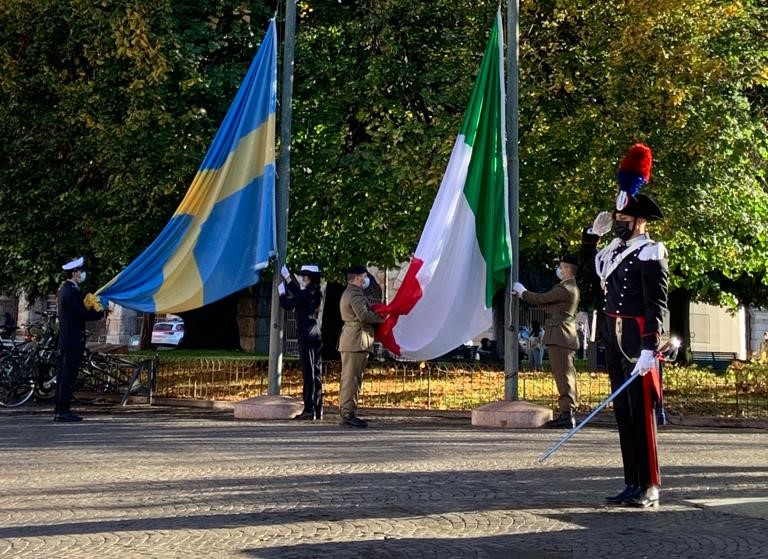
<box><xmin>339</xmin><ymin>415</ymin><xmax>368</xmax><ymax>428</ymax></box>
<box><xmin>53</xmin><ymin>412</ymin><xmax>83</xmax><ymax>423</ymax></box>
<box><xmin>315</xmin><ymin>410</ymin><xmax>323</xmax><ymax>421</ymax></box>
<box><xmin>295</xmin><ymin>411</ymin><xmax>315</xmax><ymax>421</ymax></box>
<box><xmin>625</xmin><ymin>485</ymin><xmax>660</xmax><ymax>508</ymax></box>
<box><xmin>605</xmin><ymin>485</ymin><xmax>640</xmax><ymax>505</ymax></box>
<box><xmin>544</xmin><ymin>413</ymin><xmax>575</xmax><ymax>429</ymax></box>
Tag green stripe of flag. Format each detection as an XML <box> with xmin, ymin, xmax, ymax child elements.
<box><xmin>461</xmin><ymin>14</ymin><xmax>512</xmax><ymax>307</ymax></box>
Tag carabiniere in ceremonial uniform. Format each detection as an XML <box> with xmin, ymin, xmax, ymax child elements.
<box><xmin>581</xmin><ymin>143</ymin><xmax>669</xmax><ymax>508</ymax></box>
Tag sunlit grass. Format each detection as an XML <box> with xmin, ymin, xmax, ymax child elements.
<box><xmin>150</xmin><ymin>356</ymin><xmax>768</xmax><ymax>417</ymax></box>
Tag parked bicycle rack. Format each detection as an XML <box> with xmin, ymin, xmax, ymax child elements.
<box><xmin>121</xmin><ymin>357</ymin><xmax>157</xmax><ymax>407</ymax></box>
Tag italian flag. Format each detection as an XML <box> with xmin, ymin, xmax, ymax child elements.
<box><xmin>374</xmin><ymin>11</ymin><xmax>512</xmax><ymax>360</ymax></box>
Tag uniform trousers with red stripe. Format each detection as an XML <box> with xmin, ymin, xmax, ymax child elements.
<box><xmin>602</xmin><ymin>314</ymin><xmax>661</xmax><ymax>488</ymax></box>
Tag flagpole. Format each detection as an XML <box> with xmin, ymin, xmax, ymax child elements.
<box><xmin>268</xmin><ymin>0</ymin><xmax>297</xmax><ymax>395</ymax></box>
<box><xmin>504</xmin><ymin>0</ymin><xmax>520</xmax><ymax>401</ymax></box>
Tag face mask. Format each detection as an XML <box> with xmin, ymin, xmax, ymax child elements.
<box><xmin>78</xmin><ymin>271</ymin><xmax>87</xmax><ymax>283</ymax></box>
<box><xmin>555</xmin><ymin>267</ymin><xmax>563</xmax><ymax>280</ymax></box>
<box><xmin>361</xmin><ymin>276</ymin><xmax>370</xmax><ymax>289</ymax></box>
<box><xmin>612</xmin><ymin>219</ymin><xmax>635</xmax><ymax>241</ymax></box>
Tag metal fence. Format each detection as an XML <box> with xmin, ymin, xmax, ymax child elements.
<box><xmin>152</xmin><ymin>357</ymin><xmax>768</xmax><ymax>418</ymax></box>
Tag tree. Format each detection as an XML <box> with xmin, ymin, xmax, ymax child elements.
<box><xmin>1</xmin><ymin>0</ymin><xmax>767</xmax><ymax>355</ymax></box>
<box><xmin>287</xmin><ymin>0</ymin><xmax>500</xmax><ymax>276</ymax></box>
<box><xmin>516</xmin><ymin>0</ymin><xmax>768</xmax><ymax>358</ymax></box>
<box><xmin>0</xmin><ymin>0</ymin><xmax>276</xmax><ymax>298</ymax></box>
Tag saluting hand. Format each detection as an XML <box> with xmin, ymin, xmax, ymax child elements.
<box><xmin>589</xmin><ymin>211</ymin><xmax>613</xmax><ymax>237</ymax></box>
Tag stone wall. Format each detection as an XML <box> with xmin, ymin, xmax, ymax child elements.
<box><xmin>237</xmin><ymin>283</ymin><xmax>272</xmax><ymax>354</ymax></box>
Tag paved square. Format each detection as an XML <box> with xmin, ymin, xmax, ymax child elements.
<box><xmin>1</xmin><ymin>405</ymin><xmax>767</xmax><ymax>558</ymax></box>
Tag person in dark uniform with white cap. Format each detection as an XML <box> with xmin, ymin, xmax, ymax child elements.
<box><xmin>513</xmin><ymin>254</ymin><xmax>581</xmax><ymax>428</ymax></box>
<box><xmin>581</xmin><ymin>143</ymin><xmax>669</xmax><ymax>508</ymax></box>
<box><xmin>54</xmin><ymin>256</ymin><xmax>105</xmax><ymax>422</ymax></box>
<box><xmin>279</xmin><ymin>264</ymin><xmax>324</xmax><ymax>420</ymax></box>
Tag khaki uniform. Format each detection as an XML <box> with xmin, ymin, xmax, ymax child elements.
<box><xmin>337</xmin><ymin>283</ymin><xmax>384</xmax><ymax>418</ymax></box>
<box><xmin>522</xmin><ymin>278</ymin><xmax>580</xmax><ymax>413</ymax></box>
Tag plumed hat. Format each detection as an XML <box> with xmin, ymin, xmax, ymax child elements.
<box><xmin>614</xmin><ymin>143</ymin><xmax>663</xmax><ymax>221</ymax></box>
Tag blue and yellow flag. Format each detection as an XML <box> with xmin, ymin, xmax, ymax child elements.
<box><xmin>98</xmin><ymin>20</ymin><xmax>277</xmax><ymax>313</ymax></box>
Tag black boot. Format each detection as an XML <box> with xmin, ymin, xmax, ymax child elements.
<box><xmin>544</xmin><ymin>412</ymin><xmax>575</xmax><ymax>429</ymax></box>
<box><xmin>53</xmin><ymin>411</ymin><xmax>83</xmax><ymax>423</ymax></box>
<box><xmin>605</xmin><ymin>485</ymin><xmax>639</xmax><ymax>505</ymax></box>
<box><xmin>339</xmin><ymin>415</ymin><xmax>368</xmax><ymax>428</ymax></box>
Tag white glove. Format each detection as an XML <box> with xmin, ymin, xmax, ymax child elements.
<box><xmin>588</xmin><ymin>211</ymin><xmax>613</xmax><ymax>237</ymax></box>
<box><xmin>277</xmin><ymin>283</ymin><xmax>286</xmax><ymax>296</ymax></box>
<box><xmin>280</xmin><ymin>264</ymin><xmax>291</xmax><ymax>280</ymax></box>
<box><xmin>512</xmin><ymin>282</ymin><xmax>527</xmax><ymax>298</ymax></box>
<box><xmin>631</xmin><ymin>349</ymin><xmax>656</xmax><ymax>376</ymax></box>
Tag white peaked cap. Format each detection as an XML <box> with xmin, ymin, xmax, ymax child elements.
<box><xmin>300</xmin><ymin>264</ymin><xmax>320</xmax><ymax>274</ymax></box>
<box><xmin>62</xmin><ymin>256</ymin><xmax>84</xmax><ymax>271</ymax></box>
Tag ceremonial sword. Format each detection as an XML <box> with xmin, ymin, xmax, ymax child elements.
<box><xmin>538</xmin><ymin>369</ymin><xmax>641</xmax><ymax>463</ymax></box>
<box><xmin>538</xmin><ymin>337</ymin><xmax>679</xmax><ymax>463</ymax></box>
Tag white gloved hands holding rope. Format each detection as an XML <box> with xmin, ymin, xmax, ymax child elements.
<box><xmin>512</xmin><ymin>282</ymin><xmax>527</xmax><ymax>298</ymax></box>
<box><xmin>280</xmin><ymin>264</ymin><xmax>291</xmax><ymax>281</ymax></box>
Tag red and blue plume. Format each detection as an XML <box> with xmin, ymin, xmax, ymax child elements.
<box><xmin>617</xmin><ymin>143</ymin><xmax>652</xmax><ymax>197</ymax></box>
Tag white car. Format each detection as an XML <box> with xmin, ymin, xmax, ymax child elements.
<box><xmin>151</xmin><ymin>321</ymin><xmax>185</xmax><ymax>347</ymax></box>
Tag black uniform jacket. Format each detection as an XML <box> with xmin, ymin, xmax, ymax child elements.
<box><xmin>279</xmin><ymin>281</ymin><xmax>322</xmax><ymax>341</ymax></box>
<box><xmin>57</xmin><ymin>280</ymin><xmax>104</xmax><ymax>352</ymax></box>
<box><xmin>582</xmin><ymin>231</ymin><xmax>669</xmax><ymax>351</ymax></box>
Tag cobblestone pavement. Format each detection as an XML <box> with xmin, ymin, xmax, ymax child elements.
<box><xmin>1</xmin><ymin>404</ymin><xmax>766</xmax><ymax>558</ymax></box>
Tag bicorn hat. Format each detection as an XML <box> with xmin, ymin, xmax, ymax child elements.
<box><xmin>614</xmin><ymin>143</ymin><xmax>663</xmax><ymax>221</ymax></box>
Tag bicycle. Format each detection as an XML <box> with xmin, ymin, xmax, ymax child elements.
<box><xmin>0</xmin><ymin>312</ymin><xmax>60</xmax><ymax>407</ymax></box>
<box><xmin>73</xmin><ymin>350</ymin><xmax>148</xmax><ymax>404</ymax></box>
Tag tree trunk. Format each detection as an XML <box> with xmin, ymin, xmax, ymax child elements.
<box><xmin>668</xmin><ymin>287</ymin><xmax>692</xmax><ymax>365</ymax></box>
<box><xmin>139</xmin><ymin>313</ymin><xmax>154</xmax><ymax>350</ymax></box>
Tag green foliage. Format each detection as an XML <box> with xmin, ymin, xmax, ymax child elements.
<box><xmin>288</xmin><ymin>0</ymin><xmax>500</xmax><ymax>277</ymax></box>
<box><xmin>1</xmin><ymin>0</ymin><xmax>767</xmax><ymax>308</ymax></box>
<box><xmin>0</xmin><ymin>0</ymin><xmax>275</xmax><ymax>297</ymax></box>
<box><xmin>518</xmin><ymin>0</ymin><xmax>768</xmax><ymax>306</ymax></box>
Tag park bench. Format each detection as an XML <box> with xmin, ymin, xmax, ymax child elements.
<box><xmin>690</xmin><ymin>351</ymin><xmax>737</xmax><ymax>372</ymax></box>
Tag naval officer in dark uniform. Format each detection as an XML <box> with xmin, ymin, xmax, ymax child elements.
<box><xmin>54</xmin><ymin>257</ymin><xmax>105</xmax><ymax>422</ymax></box>
<box><xmin>581</xmin><ymin>143</ymin><xmax>668</xmax><ymax>508</ymax></box>
<box><xmin>279</xmin><ymin>264</ymin><xmax>324</xmax><ymax>420</ymax></box>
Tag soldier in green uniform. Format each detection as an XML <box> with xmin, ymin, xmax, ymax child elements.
<box><xmin>514</xmin><ymin>255</ymin><xmax>581</xmax><ymax>428</ymax></box>
<box><xmin>337</xmin><ymin>265</ymin><xmax>385</xmax><ymax>428</ymax></box>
